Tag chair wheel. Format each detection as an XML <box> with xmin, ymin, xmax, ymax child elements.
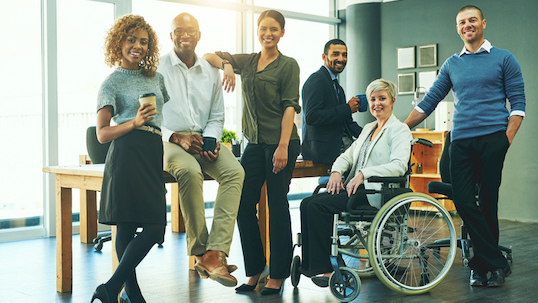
<box><xmin>94</xmin><ymin>241</ymin><xmax>103</xmax><ymax>252</ymax></box>
<box><xmin>329</xmin><ymin>267</ymin><xmax>361</xmax><ymax>302</ymax></box>
<box><xmin>291</xmin><ymin>255</ymin><xmax>301</xmax><ymax>287</ymax></box>
<box><xmin>462</xmin><ymin>258</ymin><xmax>469</xmax><ymax>267</ymax></box>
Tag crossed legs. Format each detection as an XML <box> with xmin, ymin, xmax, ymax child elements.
<box><xmin>104</xmin><ymin>223</ymin><xmax>165</xmax><ymax>302</ymax></box>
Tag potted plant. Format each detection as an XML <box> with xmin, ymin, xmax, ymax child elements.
<box><xmin>221</xmin><ymin>128</ymin><xmax>241</xmax><ymax>157</ymax></box>
<box><xmin>221</xmin><ymin>128</ymin><xmax>238</xmax><ymax>149</ymax></box>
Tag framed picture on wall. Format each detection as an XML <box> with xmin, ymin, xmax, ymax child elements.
<box><xmin>418</xmin><ymin>70</ymin><xmax>438</xmax><ymax>92</ymax></box>
<box><xmin>397</xmin><ymin>46</ymin><xmax>415</xmax><ymax>69</ymax></box>
<box><xmin>418</xmin><ymin>44</ymin><xmax>437</xmax><ymax>67</ymax></box>
<box><xmin>398</xmin><ymin>73</ymin><xmax>415</xmax><ymax>95</ymax></box>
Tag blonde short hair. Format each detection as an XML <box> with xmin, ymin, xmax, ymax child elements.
<box><xmin>366</xmin><ymin>79</ymin><xmax>397</xmax><ymax>100</ymax></box>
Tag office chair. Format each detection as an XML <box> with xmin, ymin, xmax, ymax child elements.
<box><xmin>86</xmin><ymin>126</ymin><xmax>112</xmax><ymax>251</ymax></box>
<box><xmin>426</xmin><ymin>132</ymin><xmax>512</xmax><ymax>265</ymax></box>
<box><xmin>86</xmin><ymin>126</ymin><xmax>111</xmax><ymax>165</ymax></box>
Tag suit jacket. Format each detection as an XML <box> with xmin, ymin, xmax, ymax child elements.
<box><xmin>301</xmin><ymin>66</ymin><xmax>362</xmax><ymax>165</ymax></box>
<box><xmin>332</xmin><ymin>114</ymin><xmax>413</xmax><ymax>208</ymax></box>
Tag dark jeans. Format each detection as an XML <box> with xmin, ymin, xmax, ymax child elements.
<box><xmin>237</xmin><ymin>140</ymin><xmax>300</xmax><ymax>279</ymax></box>
<box><xmin>299</xmin><ymin>189</ymin><xmax>368</xmax><ymax>276</ymax></box>
<box><xmin>450</xmin><ymin>131</ymin><xmax>510</xmax><ymax>273</ymax></box>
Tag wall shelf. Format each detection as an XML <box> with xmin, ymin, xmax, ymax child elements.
<box><xmin>410</xmin><ymin>131</ymin><xmax>455</xmax><ymax>212</ymax></box>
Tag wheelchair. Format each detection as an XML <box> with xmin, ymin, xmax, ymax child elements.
<box><xmin>291</xmin><ymin>138</ymin><xmax>457</xmax><ymax>302</ymax></box>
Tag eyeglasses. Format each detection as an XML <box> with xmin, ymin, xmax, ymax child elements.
<box><xmin>173</xmin><ymin>28</ymin><xmax>198</xmax><ymax>36</ymax></box>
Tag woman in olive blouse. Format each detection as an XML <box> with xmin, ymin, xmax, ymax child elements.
<box><xmin>204</xmin><ymin>9</ymin><xmax>301</xmax><ymax>296</ymax></box>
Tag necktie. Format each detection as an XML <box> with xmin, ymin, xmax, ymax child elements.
<box><xmin>333</xmin><ymin>79</ymin><xmax>339</xmax><ymax>98</ymax></box>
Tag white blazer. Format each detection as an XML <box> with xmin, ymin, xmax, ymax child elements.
<box><xmin>331</xmin><ymin>114</ymin><xmax>413</xmax><ymax>208</ymax></box>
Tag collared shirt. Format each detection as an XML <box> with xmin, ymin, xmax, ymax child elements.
<box><xmin>459</xmin><ymin>39</ymin><xmax>493</xmax><ymax>56</ymax></box>
<box><xmin>323</xmin><ymin>65</ymin><xmax>340</xmax><ymax>98</ymax></box>
<box><xmin>157</xmin><ymin>50</ymin><xmax>224</xmax><ymax>142</ymax></box>
<box><xmin>216</xmin><ymin>51</ymin><xmax>301</xmax><ymax>144</ymax></box>
<box><xmin>416</xmin><ymin>40</ymin><xmax>525</xmax><ymax>119</ymax></box>
<box><xmin>323</xmin><ymin>65</ymin><xmax>337</xmax><ymax>81</ymax></box>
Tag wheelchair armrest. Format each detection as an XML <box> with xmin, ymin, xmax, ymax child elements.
<box><xmin>368</xmin><ymin>176</ymin><xmax>407</xmax><ymax>184</ymax></box>
<box><xmin>346</xmin><ymin>190</ymin><xmax>379</xmax><ymax>215</ymax></box>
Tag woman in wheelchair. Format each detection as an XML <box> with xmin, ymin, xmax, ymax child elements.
<box><xmin>299</xmin><ymin>78</ymin><xmax>413</xmax><ymax>287</ymax></box>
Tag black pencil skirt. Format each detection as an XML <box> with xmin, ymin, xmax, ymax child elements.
<box><xmin>99</xmin><ymin>129</ymin><xmax>166</xmax><ymax>226</ymax></box>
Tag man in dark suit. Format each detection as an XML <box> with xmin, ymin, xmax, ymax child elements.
<box><xmin>301</xmin><ymin>39</ymin><xmax>363</xmax><ymax>165</ymax></box>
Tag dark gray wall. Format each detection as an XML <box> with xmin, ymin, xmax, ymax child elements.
<box><xmin>343</xmin><ymin>3</ymin><xmax>381</xmax><ymax>127</ymax></box>
<box><xmin>341</xmin><ymin>0</ymin><xmax>538</xmax><ymax>222</ymax></box>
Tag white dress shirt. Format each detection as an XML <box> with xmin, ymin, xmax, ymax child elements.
<box><xmin>158</xmin><ymin>50</ymin><xmax>225</xmax><ymax>142</ymax></box>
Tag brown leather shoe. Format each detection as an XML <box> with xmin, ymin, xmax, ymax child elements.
<box><xmin>227</xmin><ymin>264</ymin><xmax>238</xmax><ymax>274</ymax></box>
<box><xmin>222</xmin><ymin>255</ymin><xmax>238</xmax><ymax>273</ymax></box>
<box><xmin>194</xmin><ymin>251</ymin><xmax>238</xmax><ymax>287</ymax></box>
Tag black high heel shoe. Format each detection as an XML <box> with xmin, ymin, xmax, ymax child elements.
<box><xmin>260</xmin><ymin>284</ymin><xmax>284</xmax><ymax>296</ymax></box>
<box><xmin>91</xmin><ymin>284</ymin><xmax>112</xmax><ymax>303</ymax></box>
<box><xmin>235</xmin><ymin>265</ymin><xmax>270</xmax><ymax>293</ymax></box>
<box><xmin>260</xmin><ymin>277</ymin><xmax>286</xmax><ymax>296</ymax></box>
<box><xmin>119</xmin><ymin>288</ymin><xmax>132</xmax><ymax>303</ymax></box>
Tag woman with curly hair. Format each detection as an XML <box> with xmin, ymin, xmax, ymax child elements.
<box><xmin>91</xmin><ymin>15</ymin><xmax>169</xmax><ymax>303</ymax></box>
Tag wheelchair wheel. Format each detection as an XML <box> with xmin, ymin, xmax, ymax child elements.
<box><xmin>368</xmin><ymin>193</ymin><xmax>457</xmax><ymax>294</ymax></box>
<box><xmin>338</xmin><ymin>232</ymin><xmax>375</xmax><ymax>277</ymax></box>
<box><xmin>329</xmin><ymin>267</ymin><xmax>361</xmax><ymax>302</ymax></box>
<box><xmin>291</xmin><ymin>255</ymin><xmax>301</xmax><ymax>287</ymax></box>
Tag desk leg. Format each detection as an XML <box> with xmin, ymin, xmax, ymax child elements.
<box><xmin>258</xmin><ymin>182</ymin><xmax>269</xmax><ymax>260</ymax></box>
<box><xmin>79</xmin><ymin>189</ymin><xmax>97</xmax><ymax>244</ymax></box>
<box><xmin>171</xmin><ymin>183</ymin><xmax>186</xmax><ymax>233</ymax></box>
<box><xmin>56</xmin><ymin>180</ymin><xmax>73</xmax><ymax>292</ymax></box>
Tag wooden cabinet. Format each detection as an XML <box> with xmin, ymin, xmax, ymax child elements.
<box><xmin>410</xmin><ymin>131</ymin><xmax>456</xmax><ymax>212</ymax></box>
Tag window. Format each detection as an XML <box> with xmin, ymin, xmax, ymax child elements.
<box><xmin>254</xmin><ymin>0</ymin><xmax>333</xmax><ymax>17</ymax></box>
<box><xmin>57</xmin><ymin>0</ymin><xmax>115</xmax><ymax>166</ymax></box>
<box><xmin>0</xmin><ymin>1</ymin><xmax>43</xmax><ymax>233</ymax></box>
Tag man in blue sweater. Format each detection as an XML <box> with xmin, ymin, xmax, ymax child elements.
<box><xmin>405</xmin><ymin>5</ymin><xmax>525</xmax><ymax>287</ymax></box>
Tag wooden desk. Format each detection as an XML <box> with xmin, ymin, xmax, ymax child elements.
<box><xmin>43</xmin><ymin>160</ymin><xmax>330</xmax><ymax>293</ymax></box>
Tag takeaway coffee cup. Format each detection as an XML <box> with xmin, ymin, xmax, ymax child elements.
<box><xmin>139</xmin><ymin>93</ymin><xmax>157</xmax><ymax>114</ymax></box>
<box><xmin>356</xmin><ymin>94</ymin><xmax>368</xmax><ymax>112</ymax></box>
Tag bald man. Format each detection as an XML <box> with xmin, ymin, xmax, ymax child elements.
<box><xmin>158</xmin><ymin>13</ymin><xmax>245</xmax><ymax>287</ymax></box>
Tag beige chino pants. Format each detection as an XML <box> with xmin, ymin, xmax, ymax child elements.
<box><xmin>163</xmin><ymin>133</ymin><xmax>244</xmax><ymax>256</ymax></box>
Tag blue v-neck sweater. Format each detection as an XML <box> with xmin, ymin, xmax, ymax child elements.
<box><xmin>417</xmin><ymin>47</ymin><xmax>525</xmax><ymax>141</ymax></box>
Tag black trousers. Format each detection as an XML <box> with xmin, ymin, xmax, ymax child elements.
<box><xmin>450</xmin><ymin>131</ymin><xmax>510</xmax><ymax>273</ymax></box>
<box><xmin>237</xmin><ymin>140</ymin><xmax>300</xmax><ymax>279</ymax></box>
<box><xmin>299</xmin><ymin>189</ymin><xmax>368</xmax><ymax>276</ymax></box>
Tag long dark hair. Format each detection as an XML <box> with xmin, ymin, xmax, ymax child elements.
<box><xmin>258</xmin><ymin>10</ymin><xmax>285</xmax><ymax>29</ymax></box>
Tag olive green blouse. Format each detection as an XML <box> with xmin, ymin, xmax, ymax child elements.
<box><xmin>216</xmin><ymin>51</ymin><xmax>301</xmax><ymax>144</ymax></box>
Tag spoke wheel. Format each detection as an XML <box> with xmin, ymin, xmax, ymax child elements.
<box><xmin>368</xmin><ymin>193</ymin><xmax>457</xmax><ymax>294</ymax></box>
